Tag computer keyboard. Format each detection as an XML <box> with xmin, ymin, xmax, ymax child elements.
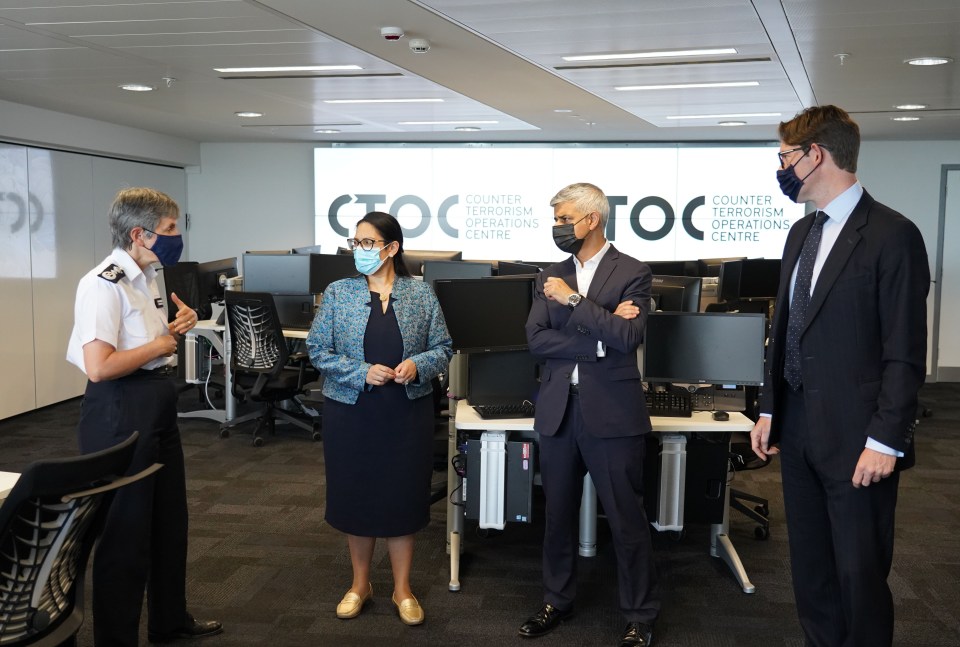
<box><xmin>645</xmin><ymin>390</ymin><xmax>692</xmax><ymax>417</ymax></box>
<box><xmin>473</xmin><ymin>402</ymin><xmax>536</xmax><ymax>419</ymax></box>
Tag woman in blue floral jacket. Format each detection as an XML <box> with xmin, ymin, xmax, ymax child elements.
<box><xmin>307</xmin><ymin>211</ymin><xmax>452</xmax><ymax>627</ymax></box>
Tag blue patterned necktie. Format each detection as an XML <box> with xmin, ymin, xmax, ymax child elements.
<box><xmin>784</xmin><ymin>211</ymin><xmax>828</xmax><ymax>391</ymax></box>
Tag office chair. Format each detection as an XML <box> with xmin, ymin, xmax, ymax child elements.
<box><xmin>220</xmin><ymin>291</ymin><xmax>321</xmax><ymax>447</ymax></box>
<box><xmin>728</xmin><ymin>435</ymin><xmax>771</xmax><ymax>540</ymax></box>
<box><xmin>0</xmin><ymin>432</ymin><xmax>160</xmax><ymax>647</ymax></box>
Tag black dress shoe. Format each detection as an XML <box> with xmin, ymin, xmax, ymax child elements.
<box><xmin>619</xmin><ymin>621</ymin><xmax>654</xmax><ymax>647</ymax></box>
<box><xmin>148</xmin><ymin>616</ymin><xmax>223</xmax><ymax>643</ymax></box>
<box><xmin>518</xmin><ymin>604</ymin><xmax>572</xmax><ymax>638</ymax></box>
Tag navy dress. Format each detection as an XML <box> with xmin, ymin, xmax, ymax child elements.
<box><xmin>322</xmin><ymin>293</ymin><xmax>434</xmax><ymax>537</ymax></box>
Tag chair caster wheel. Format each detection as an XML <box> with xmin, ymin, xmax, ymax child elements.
<box><xmin>754</xmin><ymin>504</ymin><xmax>769</xmax><ymax>516</ymax></box>
<box><xmin>253</xmin><ymin>436</ymin><xmax>264</xmax><ymax>448</ymax></box>
<box><xmin>311</xmin><ymin>431</ymin><xmax>322</xmax><ymax>442</ymax></box>
<box><xmin>755</xmin><ymin>526</ymin><xmax>769</xmax><ymax>540</ymax></box>
<box><xmin>219</xmin><ymin>428</ymin><xmax>230</xmax><ymax>439</ymax></box>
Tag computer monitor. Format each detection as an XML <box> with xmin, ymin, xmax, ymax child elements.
<box><xmin>497</xmin><ymin>261</ymin><xmax>541</xmax><ymax>276</ymax></box>
<box><xmin>697</xmin><ymin>257</ymin><xmax>747</xmax><ymax>277</ymax></box>
<box><xmin>403</xmin><ymin>249</ymin><xmax>463</xmax><ymax>275</ymax></box>
<box><xmin>292</xmin><ymin>244</ymin><xmax>323</xmax><ymax>254</ymax></box>
<box><xmin>242</xmin><ymin>252</ymin><xmax>311</xmax><ymax>294</ymax></box>
<box><xmin>196</xmin><ymin>257</ymin><xmax>238</xmax><ymax>306</ymax></box>
<box><xmin>644</xmin><ymin>260</ymin><xmax>698</xmax><ymax>276</ymax></box>
<box><xmin>160</xmin><ymin>262</ymin><xmax>206</xmax><ymax>321</ymax></box>
<box><xmin>718</xmin><ymin>258</ymin><xmax>782</xmax><ymax>301</ymax></box>
<box><xmin>421</xmin><ymin>260</ymin><xmax>492</xmax><ymax>288</ymax></box>
<box><xmin>642</xmin><ymin>312</ymin><xmax>766</xmax><ymax>386</ymax></box>
<box><xmin>434</xmin><ymin>276</ymin><xmax>534</xmax><ymax>353</ymax></box>
<box><xmin>467</xmin><ymin>351</ymin><xmax>540</xmax><ymax>406</ymax></box>
<box><xmin>650</xmin><ymin>275</ymin><xmax>702</xmax><ymax>312</ymax></box>
<box><xmin>309</xmin><ymin>253</ymin><xmax>358</xmax><ymax>293</ymax></box>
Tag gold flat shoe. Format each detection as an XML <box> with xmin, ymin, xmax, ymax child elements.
<box><xmin>336</xmin><ymin>583</ymin><xmax>373</xmax><ymax>619</ymax></box>
<box><xmin>392</xmin><ymin>592</ymin><xmax>424</xmax><ymax>626</ymax></box>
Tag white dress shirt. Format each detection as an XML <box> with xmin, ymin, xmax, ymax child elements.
<box><xmin>67</xmin><ymin>248</ymin><xmax>174</xmax><ymax>374</ymax></box>
<box><xmin>569</xmin><ymin>241</ymin><xmax>610</xmax><ymax>385</ymax></box>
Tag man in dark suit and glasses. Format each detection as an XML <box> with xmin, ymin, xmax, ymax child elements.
<box><xmin>752</xmin><ymin>105</ymin><xmax>930</xmax><ymax>647</ymax></box>
<box><xmin>519</xmin><ymin>183</ymin><xmax>660</xmax><ymax>647</ymax></box>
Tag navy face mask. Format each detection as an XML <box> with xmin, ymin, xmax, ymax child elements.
<box><xmin>776</xmin><ymin>149</ymin><xmax>818</xmax><ymax>203</ymax></box>
<box><xmin>144</xmin><ymin>228</ymin><xmax>184</xmax><ymax>266</ymax></box>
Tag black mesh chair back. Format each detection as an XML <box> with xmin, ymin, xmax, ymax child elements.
<box><xmin>0</xmin><ymin>432</ymin><xmax>160</xmax><ymax>646</ymax></box>
<box><xmin>221</xmin><ymin>291</ymin><xmax>320</xmax><ymax>446</ymax></box>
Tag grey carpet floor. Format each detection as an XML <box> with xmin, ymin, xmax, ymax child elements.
<box><xmin>1</xmin><ymin>383</ymin><xmax>958</xmax><ymax>646</ymax></box>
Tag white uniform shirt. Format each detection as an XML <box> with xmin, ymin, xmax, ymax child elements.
<box><xmin>67</xmin><ymin>248</ymin><xmax>173</xmax><ymax>374</ymax></box>
<box><xmin>570</xmin><ymin>241</ymin><xmax>611</xmax><ymax>385</ymax></box>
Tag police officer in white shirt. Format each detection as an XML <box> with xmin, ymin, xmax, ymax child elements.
<box><xmin>67</xmin><ymin>187</ymin><xmax>222</xmax><ymax>646</ymax></box>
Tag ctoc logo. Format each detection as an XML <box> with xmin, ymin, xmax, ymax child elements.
<box><xmin>326</xmin><ymin>194</ymin><xmax>706</xmax><ymax>241</ymax></box>
<box><xmin>0</xmin><ymin>191</ymin><xmax>45</xmax><ymax>234</ymax></box>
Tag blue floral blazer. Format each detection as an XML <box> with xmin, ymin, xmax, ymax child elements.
<box><xmin>307</xmin><ymin>275</ymin><xmax>453</xmax><ymax>405</ymax></box>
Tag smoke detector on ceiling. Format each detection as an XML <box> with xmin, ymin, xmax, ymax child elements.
<box><xmin>380</xmin><ymin>26</ymin><xmax>404</xmax><ymax>41</ymax></box>
<box><xmin>409</xmin><ymin>38</ymin><xmax>431</xmax><ymax>54</ymax></box>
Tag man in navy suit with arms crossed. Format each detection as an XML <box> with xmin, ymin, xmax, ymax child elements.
<box><xmin>752</xmin><ymin>105</ymin><xmax>930</xmax><ymax>647</ymax></box>
<box><xmin>519</xmin><ymin>183</ymin><xmax>660</xmax><ymax>647</ymax></box>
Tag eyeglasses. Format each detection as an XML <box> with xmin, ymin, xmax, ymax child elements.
<box><xmin>346</xmin><ymin>237</ymin><xmax>388</xmax><ymax>251</ymax></box>
<box><xmin>777</xmin><ymin>146</ymin><xmax>808</xmax><ymax>169</ymax></box>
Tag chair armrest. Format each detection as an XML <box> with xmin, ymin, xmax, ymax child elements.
<box><xmin>61</xmin><ymin>462</ymin><xmax>164</xmax><ymax>502</ymax></box>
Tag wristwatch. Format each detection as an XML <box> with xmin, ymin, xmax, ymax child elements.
<box><xmin>567</xmin><ymin>293</ymin><xmax>583</xmax><ymax>309</ymax></box>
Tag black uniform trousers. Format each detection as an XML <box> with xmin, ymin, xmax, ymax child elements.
<box><xmin>77</xmin><ymin>370</ymin><xmax>189</xmax><ymax>647</ymax></box>
<box><xmin>778</xmin><ymin>387</ymin><xmax>899</xmax><ymax>647</ymax></box>
<box><xmin>538</xmin><ymin>390</ymin><xmax>660</xmax><ymax>622</ymax></box>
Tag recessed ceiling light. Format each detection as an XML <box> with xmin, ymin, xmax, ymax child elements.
<box><xmin>895</xmin><ymin>104</ymin><xmax>927</xmax><ymax>110</ymax></box>
<box><xmin>314</xmin><ymin>128</ymin><xmax>340</xmax><ymax>133</ymax></box>
<box><xmin>234</xmin><ymin>111</ymin><xmax>263</xmax><ymax>118</ymax></box>
<box><xmin>718</xmin><ymin>121</ymin><xmax>747</xmax><ymax>126</ymax></box>
<box><xmin>563</xmin><ymin>47</ymin><xmax>737</xmax><ymax>62</ymax></box>
<box><xmin>891</xmin><ymin>116</ymin><xmax>921</xmax><ymax>122</ymax></box>
<box><xmin>119</xmin><ymin>83</ymin><xmax>154</xmax><ymax>92</ymax></box>
<box><xmin>454</xmin><ymin>126</ymin><xmax>481</xmax><ymax>132</ymax></box>
<box><xmin>554</xmin><ymin>109</ymin><xmax>573</xmax><ymax>113</ymax></box>
<box><xmin>324</xmin><ymin>98</ymin><xmax>443</xmax><ymax>104</ymax></box>
<box><xmin>399</xmin><ymin>120</ymin><xmax>498</xmax><ymax>126</ymax></box>
<box><xmin>666</xmin><ymin>112</ymin><xmax>781</xmax><ymax>120</ymax></box>
<box><xmin>215</xmin><ymin>65</ymin><xmax>362</xmax><ymax>73</ymax></box>
<box><xmin>616</xmin><ymin>81</ymin><xmax>759</xmax><ymax>91</ymax></box>
<box><xmin>904</xmin><ymin>56</ymin><xmax>952</xmax><ymax>66</ymax></box>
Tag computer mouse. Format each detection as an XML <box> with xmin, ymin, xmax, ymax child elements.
<box><xmin>712</xmin><ymin>410</ymin><xmax>730</xmax><ymax>421</ymax></box>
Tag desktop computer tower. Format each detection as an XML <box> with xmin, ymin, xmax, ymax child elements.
<box><xmin>465</xmin><ymin>435</ymin><xmax>535</xmax><ymax>526</ymax></box>
<box><xmin>683</xmin><ymin>435</ymin><xmax>729</xmax><ymax>524</ymax></box>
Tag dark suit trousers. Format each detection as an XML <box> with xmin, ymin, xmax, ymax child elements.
<box><xmin>78</xmin><ymin>372</ymin><xmax>190</xmax><ymax>647</ymax></box>
<box><xmin>538</xmin><ymin>391</ymin><xmax>660</xmax><ymax>622</ymax></box>
<box><xmin>779</xmin><ymin>388</ymin><xmax>899</xmax><ymax>647</ymax></box>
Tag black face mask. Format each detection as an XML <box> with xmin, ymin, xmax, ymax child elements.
<box><xmin>552</xmin><ymin>215</ymin><xmax>589</xmax><ymax>254</ymax></box>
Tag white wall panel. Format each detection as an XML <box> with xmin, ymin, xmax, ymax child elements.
<box><xmin>30</xmin><ymin>149</ymin><xmax>94</xmax><ymax>407</ymax></box>
<box><xmin>0</xmin><ymin>144</ymin><xmax>37</xmax><ymax>418</ymax></box>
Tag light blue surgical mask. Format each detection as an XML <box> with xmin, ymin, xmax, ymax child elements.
<box><xmin>353</xmin><ymin>246</ymin><xmax>388</xmax><ymax>275</ymax></box>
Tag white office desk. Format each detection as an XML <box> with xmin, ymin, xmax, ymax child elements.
<box><xmin>0</xmin><ymin>471</ymin><xmax>19</xmax><ymax>504</ymax></box>
<box><xmin>179</xmin><ymin>320</ymin><xmax>310</xmax><ymax>424</ymax></box>
<box><xmin>448</xmin><ymin>404</ymin><xmax>758</xmax><ymax>593</ymax></box>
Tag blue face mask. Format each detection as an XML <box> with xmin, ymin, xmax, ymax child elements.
<box><xmin>354</xmin><ymin>246</ymin><xmax>388</xmax><ymax>275</ymax></box>
<box><xmin>144</xmin><ymin>229</ymin><xmax>183</xmax><ymax>266</ymax></box>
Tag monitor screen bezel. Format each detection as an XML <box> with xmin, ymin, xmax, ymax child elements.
<box><xmin>433</xmin><ymin>276</ymin><xmax>534</xmax><ymax>353</ymax></box>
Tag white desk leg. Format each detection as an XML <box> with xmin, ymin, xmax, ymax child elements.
<box><xmin>223</xmin><ymin>323</ymin><xmax>236</xmax><ymax>422</ymax></box>
<box><xmin>710</xmin><ymin>470</ymin><xmax>756</xmax><ymax>594</ymax></box>
<box><xmin>578</xmin><ymin>474</ymin><xmax>597</xmax><ymax>557</ymax></box>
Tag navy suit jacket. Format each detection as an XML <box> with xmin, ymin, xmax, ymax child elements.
<box><xmin>759</xmin><ymin>190</ymin><xmax>929</xmax><ymax>476</ymax></box>
<box><xmin>525</xmin><ymin>245</ymin><xmax>652</xmax><ymax>438</ymax></box>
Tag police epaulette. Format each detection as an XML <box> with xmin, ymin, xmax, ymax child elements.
<box><xmin>98</xmin><ymin>264</ymin><xmax>125</xmax><ymax>283</ymax></box>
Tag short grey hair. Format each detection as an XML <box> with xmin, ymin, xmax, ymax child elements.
<box><xmin>549</xmin><ymin>182</ymin><xmax>609</xmax><ymax>228</ymax></box>
<box><xmin>109</xmin><ymin>187</ymin><xmax>180</xmax><ymax>250</ymax></box>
